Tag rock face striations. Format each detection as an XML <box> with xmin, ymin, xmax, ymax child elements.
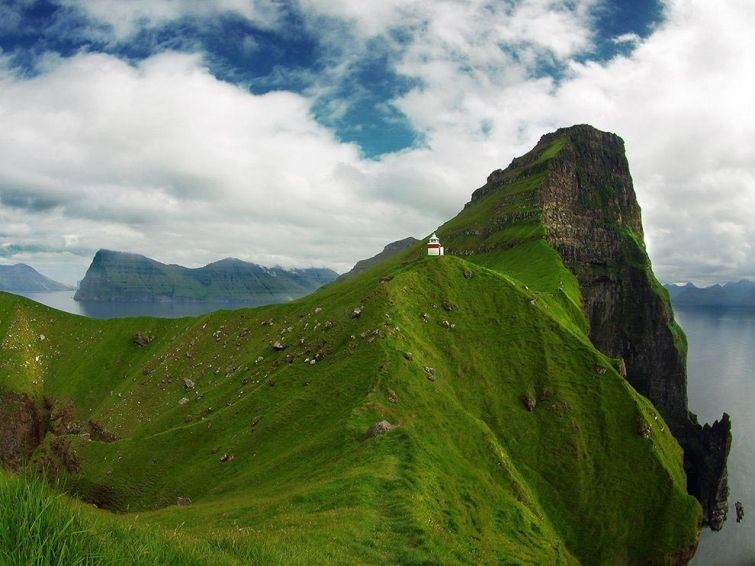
<box><xmin>464</xmin><ymin>124</ymin><xmax>731</xmax><ymax>529</ymax></box>
<box><xmin>74</xmin><ymin>250</ymin><xmax>338</xmax><ymax>303</ymax></box>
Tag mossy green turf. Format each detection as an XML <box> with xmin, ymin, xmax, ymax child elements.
<box><xmin>0</xmin><ymin>137</ymin><xmax>700</xmax><ymax>564</ymax></box>
<box><xmin>1</xmin><ymin>252</ymin><xmax>699</xmax><ymax>564</ymax></box>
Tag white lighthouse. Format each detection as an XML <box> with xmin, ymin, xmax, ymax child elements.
<box><xmin>427</xmin><ymin>233</ymin><xmax>444</xmax><ymax>256</ymax></box>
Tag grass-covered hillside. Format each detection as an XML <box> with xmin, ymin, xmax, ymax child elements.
<box><xmin>1</xmin><ymin>241</ymin><xmax>700</xmax><ymax>563</ymax></box>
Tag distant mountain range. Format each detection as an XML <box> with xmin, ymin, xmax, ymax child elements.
<box><xmin>74</xmin><ymin>250</ymin><xmax>338</xmax><ymax>303</ymax></box>
<box><xmin>0</xmin><ymin>264</ymin><xmax>73</xmax><ymax>292</ymax></box>
<box><xmin>665</xmin><ymin>280</ymin><xmax>755</xmax><ymax>307</ymax></box>
<box><xmin>338</xmin><ymin>236</ymin><xmax>419</xmax><ymax>280</ymax></box>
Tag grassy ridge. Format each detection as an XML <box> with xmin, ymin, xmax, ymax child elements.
<box><xmin>1</xmin><ymin>251</ymin><xmax>699</xmax><ymax>563</ymax></box>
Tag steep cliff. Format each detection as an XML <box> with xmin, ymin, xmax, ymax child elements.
<box><xmin>74</xmin><ymin>250</ymin><xmax>337</xmax><ymax>303</ymax></box>
<box><xmin>449</xmin><ymin>124</ymin><xmax>731</xmax><ymax>529</ymax></box>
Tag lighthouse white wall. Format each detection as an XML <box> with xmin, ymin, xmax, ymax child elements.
<box><xmin>427</xmin><ymin>246</ymin><xmax>444</xmax><ymax>256</ymax></box>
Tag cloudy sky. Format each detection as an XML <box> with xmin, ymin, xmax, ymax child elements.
<box><xmin>0</xmin><ymin>0</ymin><xmax>753</xmax><ymax>286</ymax></box>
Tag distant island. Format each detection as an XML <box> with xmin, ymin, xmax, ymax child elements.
<box><xmin>74</xmin><ymin>250</ymin><xmax>338</xmax><ymax>303</ymax></box>
<box><xmin>665</xmin><ymin>280</ymin><xmax>755</xmax><ymax>307</ymax></box>
<box><xmin>0</xmin><ymin>264</ymin><xmax>73</xmax><ymax>292</ymax></box>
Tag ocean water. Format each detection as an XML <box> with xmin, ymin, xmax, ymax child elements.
<box><xmin>13</xmin><ymin>290</ymin><xmax>290</xmax><ymax>319</ymax></box>
<box><xmin>679</xmin><ymin>307</ymin><xmax>755</xmax><ymax>565</ymax></box>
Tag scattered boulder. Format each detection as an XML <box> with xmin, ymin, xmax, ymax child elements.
<box><xmin>351</xmin><ymin>307</ymin><xmax>363</xmax><ymax>319</ymax></box>
<box><xmin>442</xmin><ymin>301</ymin><xmax>456</xmax><ymax>312</ymax></box>
<box><xmin>522</xmin><ymin>395</ymin><xmax>536</xmax><ymax>412</ymax></box>
<box><xmin>463</xmin><ymin>269</ymin><xmax>473</xmax><ymax>279</ymax></box>
<box><xmin>88</xmin><ymin>420</ymin><xmax>117</xmax><ymax>442</ymax></box>
<box><xmin>251</xmin><ymin>415</ymin><xmax>261</xmax><ymax>429</ymax></box>
<box><xmin>178</xmin><ymin>397</ymin><xmax>189</xmax><ymax>406</ymax></box>
<box><xmin>142</xmin><ymin>367</ymin><xmax>152</xmax><ymax>376</ymax></box>
<box><xmin>366</xmin><ymin>420</ymin><xmax>394</xmax><ymax>438</ymax></box>
<box><xmin>403</xmin><ymin>351</ymin><xmax>413</xmax><ymax>361</ymax></box>
<box><xmin>285</xmin><ymin>354</ymin><xmax>294</xmax><ymax>364</ymax></box>
<box><xmin>379</xmin><ymin>275</ymin><xmax>394</xmax><ymax>283</ymax></box>
<box><xmin>595</xmin><ymin>366</ymin><xmax>608</xmax><ymax>375</ymax></box>
<box><xmin>176</xmin><ymin>497</ymin><xmax>191</xmax><ymax>506</ymax></box>
<box><xmin>636</xmin><ymin>415</ymin><xmax>651</xmax><ymax>438</ymax></box>
<box><xmin>314</xmin><ymin>307</ymin><xmax>322</xmax><ymax>313</ymax></box>
<box><xmin>422</xmin><ymin>313</ymin><xmax>430</xmax><ymax>322</ymax></box>
<box><xmin>324</xmin><ymin>320</ymin><xmax>334</xmax><ymax>330</ymax></box>
<box><xmin>219</xmin><ymin>453</ymin><xmax>235</xmax><ymax>463</ymax></box>
<box><xmin>272</xmin><ymin>341</ymin><xmax>286</xmax><ymax>351</ymax></box>
<box><xmin>183</xmin><ymin>378</ymin><xmax>195</xmax><ymax>391</ymax></box>
<box><xmin>440</xmin><ymin>320</ymin><xmax>451</xmax><ymax>329</ymax></box>
<box><xmin>132</xmin><ymin>333</ymin><xmax>153</xmax><ymax>347</ymax></box>
<box><xmin>387</xmin><ymin>389</ymin><xmax>399</xmax><ymax>403</ymax></box>
<box><xmin>424</xmin><ymin>366</ymin><xmax>436</xmax><ymax>381</ymax></box>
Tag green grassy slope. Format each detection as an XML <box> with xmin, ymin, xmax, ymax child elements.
<box><xmin>1</xmin><ymin>246</ymin><xmax>699</xmax><ymax>563</ymax></box>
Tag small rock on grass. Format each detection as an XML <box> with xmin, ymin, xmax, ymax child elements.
<box><xmin>424</xmin><ymin>366</ymin><xmax>436</xmax><ymax>381</ymax></box>
<box><xmin>366</xmin><ymin>420</ymin><xmax>394</xmax><ymax>438</ymax></box>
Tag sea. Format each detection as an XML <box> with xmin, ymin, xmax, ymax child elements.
<box><xmin>13</xmin><ymin>289</ymin><xmax>289</xmax><ymax>319</ymax></box>
<box><xmin>9</xmin><ymin>291</ymin><xmax>755</xmax><ymax>564</ymax></box>
<box><xmin>680</xmin><ymin>306</ymin><xmax>755</xmax><ymax>565</ymax></box>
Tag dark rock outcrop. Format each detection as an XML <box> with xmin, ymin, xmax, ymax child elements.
<box><xmin>0</xmin><ymin>391</ymin><xmax>49</xmax><ymax>470</ymax></box>
<box><xmin>470</xmin><ymin>124</ymin><xmax>731</xmax><ymax>529</ymax></box>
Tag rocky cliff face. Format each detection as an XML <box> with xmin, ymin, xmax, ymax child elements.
<box><xmin>470</xmin><ymin>124</ymin><xmax>731</xmax><ymax>529</ymax></box>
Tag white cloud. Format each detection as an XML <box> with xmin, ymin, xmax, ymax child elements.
<box><xmin>0</xmin><ymin>51</ymin><xmax>429</xmax><ymax>282</ymax></box>
<box><xmin>59</xmin><ymin>0</ymin><xmax>283</xmax><ymax>39</ymax></box>
<box><xmin>1</xmin><ymin>0</ymin><xmax>754</xmax><ymax>288</ymax></box>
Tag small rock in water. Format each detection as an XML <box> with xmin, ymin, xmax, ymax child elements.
<box><xmin>365</xmin><ymin>420</ymin><xmax>394</xmax><ymax>438</ymax></box>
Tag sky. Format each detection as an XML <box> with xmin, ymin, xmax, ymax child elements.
<box><xmin>0</xmin><ymin>0</ymin><xmax>753</xmax><ymax>286</ymax></box>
